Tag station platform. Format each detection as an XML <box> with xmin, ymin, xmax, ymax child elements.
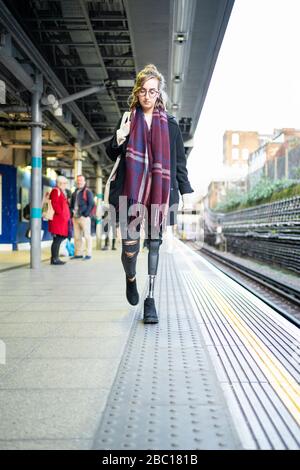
<box><xmin>0</xmin><ymin>238</ymin><xmax>299</xmax><ymax>450</ymax></box>
<box><xmin>0</xmin><ymin>246</ymin><xmax>51</xmax><ymax>272</ymax></box>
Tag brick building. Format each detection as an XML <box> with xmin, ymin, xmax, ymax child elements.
<box><xmin>223</xmin><ymin>130</ymin><xmax>260</xmax><ymax>169</ymax></box>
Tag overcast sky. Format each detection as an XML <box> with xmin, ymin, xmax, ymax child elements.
<box><xmin>187</xmin><ymin>0</ymin><xmax>300</xmax><ymax>200</ymax></box>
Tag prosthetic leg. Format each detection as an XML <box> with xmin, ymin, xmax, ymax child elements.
<box><xmin>143</xmin><ymin>239</ymin><xmax>161</xmax><ymax>324</ymax></box>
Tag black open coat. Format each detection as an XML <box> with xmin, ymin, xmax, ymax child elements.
<box><xmin>105</xmin><ymin>112</ymin><xmax>194</xmax><ymax>225</ymax></box>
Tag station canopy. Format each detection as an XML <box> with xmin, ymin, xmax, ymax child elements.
<box><xmin>0</xmin><ymin>0</ymin><xmax>234</xmax><ymax>179</ymax></box>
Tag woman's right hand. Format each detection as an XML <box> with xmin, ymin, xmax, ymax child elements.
<box><xmin>120</xmin><ymin>117</ymin><xmax>131</xmax><ymax>137</ymax></box>
<box><xmin>119</xmin><ymin>111</ymin><xmax>131</xmax><ymax>137</ymax></box>
<box><xmin>116</xmin><ymin>111</ymin><xmax>131</xmax><ymax>145</ymax></box>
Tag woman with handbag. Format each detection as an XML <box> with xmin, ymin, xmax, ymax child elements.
<box><xmin>105</xmin><ymin>64</ymin><xmax>193</xmax><ymax>324</ymax></box>
<box><xmin>48</xmin><ymin>175</ymin><xmax>70</xmax><ymax>265</ymax></box>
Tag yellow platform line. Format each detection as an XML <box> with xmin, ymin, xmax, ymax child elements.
<box><xmin>176</xmin><ymin>241</ymin><xmax>300</xmax><ymax>425</ymax></box>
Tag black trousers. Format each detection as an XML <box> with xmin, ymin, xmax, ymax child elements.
<box><xmin>51</xmin><ymin>234</ymin><xmax>66</xmax><ymax>260</ymax></box>
<box><xmin>103</xmin><ymin>218</ymin><xmax>118</xmax><ymax>246</ymax></box>
<box><xmin>120</xmin><ymin>220</ymin><xmax>162</xmax><ymax>279</ymax></box>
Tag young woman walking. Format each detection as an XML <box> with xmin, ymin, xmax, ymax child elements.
<box><xmin>106</xmin><ymin>64</ymin><xmax>193</xmax><ymax>323</ymax></box>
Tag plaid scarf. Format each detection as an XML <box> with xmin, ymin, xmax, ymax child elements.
<box><xmin>122</xmin><ymin>106</ymin><xmax>171</xmax><ymax>230</ymax></box>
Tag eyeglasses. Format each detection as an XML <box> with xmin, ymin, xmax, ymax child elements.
<box><xmin>138</xmin><ymin>88</ymin><xmax>159</xmax><ymax>98</ymax></box>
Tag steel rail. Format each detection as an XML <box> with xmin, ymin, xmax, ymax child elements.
<box><xmin>197</xmin><ymin>246</ymin><xmax>300</xmax><ymax>328</ymax></box>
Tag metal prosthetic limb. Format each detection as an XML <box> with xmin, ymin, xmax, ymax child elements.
<box><xmin>147</xmin><ymin>239</ymin><xmax>161</xmax><ymax>298</ymax></box>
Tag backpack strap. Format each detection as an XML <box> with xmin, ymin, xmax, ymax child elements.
<box><xmin>83</xmin><ymin>188</ymin><xmax>93</xmax><ymax>202</ymax></box>
<box><xmin>51</xmin><ymin>187</ymin><xmax>61</xmax><ymax>197</ymax></box>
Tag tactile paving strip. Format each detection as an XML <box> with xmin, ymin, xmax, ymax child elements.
<box><xmin>92</xmin><ymin>252</ymin><xmax>241</xmax><ymax>450</ymax></box>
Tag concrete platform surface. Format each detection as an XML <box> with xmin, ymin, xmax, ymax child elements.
<box><xmin>0</xmin><ymin>244</ymin><xmax>147</xmax><ymax>450</ymax></box>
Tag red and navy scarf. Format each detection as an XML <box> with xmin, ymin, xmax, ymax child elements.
<box><xmin>122</xmin><ymin>106</ymin><xmax>171</xmax><ymax>229</ymax></box>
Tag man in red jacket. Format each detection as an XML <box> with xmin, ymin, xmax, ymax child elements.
<box><xmin>48</xmin><ymin>176</ymin><xmax>70</xmax><ymax>265</ymax></box>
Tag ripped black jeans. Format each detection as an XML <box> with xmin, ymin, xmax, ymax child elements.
<box><xmin>120</xmin><ymin>220</ymin><xmax>162</xmax><ymax>279</ymax></box>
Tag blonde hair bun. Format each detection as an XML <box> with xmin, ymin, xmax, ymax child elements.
<box><xmin>143</xmin><ymin>64</ymin><xmax>159</xmax><ymax>72</ymax></box>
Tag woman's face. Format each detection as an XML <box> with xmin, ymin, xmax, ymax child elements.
<box><xmin>58</xmin><ymin>180</ymin><xmax>68</xmax><ymax>190</ymax></box>
<box><xmin>137</xmin><ymin>77</ymin><xmax>160</xmax><ymax>113</ymax></box>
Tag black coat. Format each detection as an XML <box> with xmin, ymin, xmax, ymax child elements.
<box><xmin>105</xmin><ymin>112</ymin><xmax>194</xmax><ymax>225</ymax></box>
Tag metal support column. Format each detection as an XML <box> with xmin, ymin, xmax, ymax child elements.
<box><xmin>73</xmin><ymin>144</ymin><xmax>83</xmax><ymax>178</ymax></box>
<box><xmin>95</xmin><ymin>164</ymin><xmax>103</xmax><ymax>250</ymax></box>
<box><xmin>30</xmin><ymin>73</ymin><xmax>43</xmax><ymax>269</ymax></box>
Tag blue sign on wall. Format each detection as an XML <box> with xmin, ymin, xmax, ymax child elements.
<box><xmin>0</xmin><ymin>164</ymin><xmax>55</xmax><ymax>247</ymax></box>
<box><xmin>0</xmin><ymin>164</ymin><xmax>18</xmax><ymax>246</ymax></box>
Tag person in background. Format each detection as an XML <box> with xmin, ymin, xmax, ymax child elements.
<box><xmin>48</xmin><ymin>175</ymin><xmax>70</xmax><ymax>265</ymax></box>
<box><xmin>70</xmin><ymin>174</ymin><xmax>94</xmax><ymax>260</ymax></box>
<box><xmin>102</xmin><ymin>209</ymin><xmax>118</xmax><ymax>251</ymax></box>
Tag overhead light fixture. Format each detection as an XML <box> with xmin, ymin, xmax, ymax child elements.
<box><xmin>169</xmin><ymin>1</ymin><xmax>196</xmax><ymax>114</ymax></box>
<box><xmin>173</xmin><ymin>75</ymin><xmax>182</xmax><ymax>83</ymax></box>
<box><xmin>175</xmin><ymin>33</ymin><xmax>186</xmax><ymax>44</ymax></box>
<box><xmin>172</xmin><ymin>104</ymin><xmax>179</xmax><ymax>110</ymax></box>
<box><xmin>42</xmin><ymin>93</ymin><xmax>62</xmax><ymax>116</ymax></box>
<box><xmin>47</xmin><ymin>94</ymin><xmax>57</xmax><ymax>106</ymax></box>
<box><xmin>53</xmin><ymin>106</ymin><xmax>63</xmax><ymax>117</ymax></box>
<box><xmin>116</xmin><ymin>79</ymin><xmax>135</xmax><ymax>87</ymax></box>
<box><xmin>42</xmin><ymin>94</ymin><xmax>58</xmax><ymax>107</ymax></box>
<box><xmin>46</xmin><ymin>156</ymin><xmax>57</xmax><ymax>161</ymax></box>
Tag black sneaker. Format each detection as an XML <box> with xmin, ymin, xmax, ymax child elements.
<box><xmin>51</xmin><ymin>258</ymin><xmax>66</xmax><ymax>265</ymax></box>
<box><xmin>71</xmin><ymin>255</ymin><xmax>83</xmax><ymax>259</ymax></box>
<box><xmin>143</xmin><ymin>297</ymin><xmax>158</xmax><ymax>324</ymax></box>
<box><xmin>126</xmin><ymin>277</ymin><xmax>139</xmax><ymax>306</ymax></box>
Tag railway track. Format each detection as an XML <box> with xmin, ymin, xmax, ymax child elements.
<box><xmin>187</xmin><ymin>242</ymin><xmax>300</xmax><ymax>328</ymax></box>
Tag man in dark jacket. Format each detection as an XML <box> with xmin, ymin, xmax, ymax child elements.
<box><xmin>70</xmin><ymin>175</ymin><xmax>94</xmax><ymax>260</ymax></box>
